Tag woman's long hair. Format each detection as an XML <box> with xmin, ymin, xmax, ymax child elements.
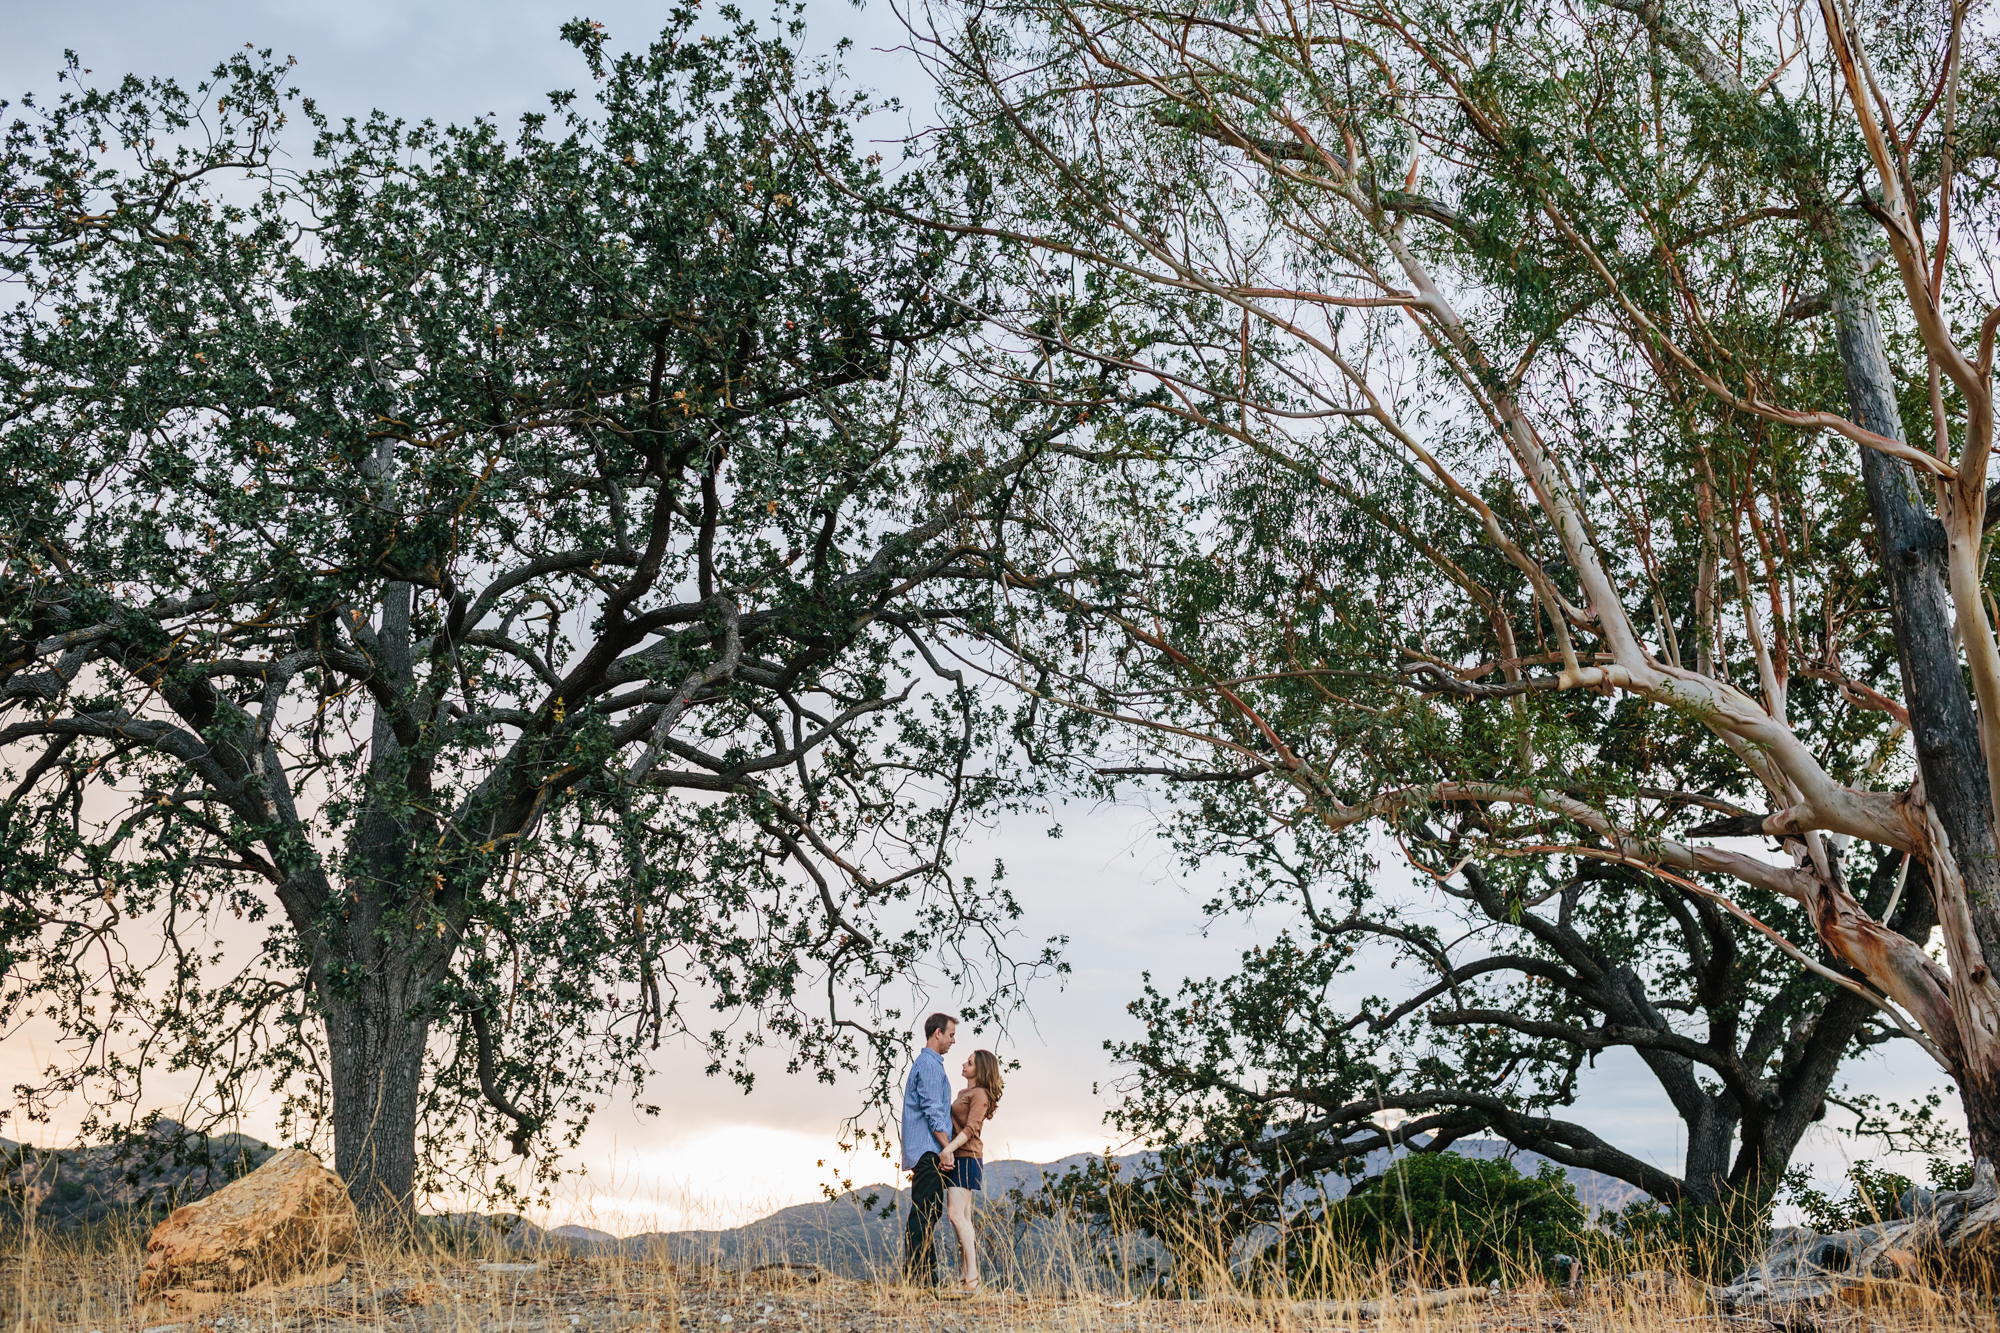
<box><xmin>970</xmin><ymin>1049</ymin><xmax>1004</xmax><ymax>1117</ymax></box>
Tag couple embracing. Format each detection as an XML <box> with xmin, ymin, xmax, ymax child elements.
<box><xmin>899</xmin><ymin>1012</ymin><xmax>1005</xmax><ymax>1291</ymax></box>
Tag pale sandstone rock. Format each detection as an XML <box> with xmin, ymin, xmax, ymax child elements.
<box><xmin>136</xmin><ymin>1148</ymin><xmax>357</xmax><ymax>1298</ymax></box>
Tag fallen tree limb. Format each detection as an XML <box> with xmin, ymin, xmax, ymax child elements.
<box><xmin>1716</xmin><ymin>1159</ymin><xmax>2000</xmax><ymax>1311</ymax></box>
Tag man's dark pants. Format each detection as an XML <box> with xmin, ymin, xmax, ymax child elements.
<box><xmin>903</xmin><ymin>1152</ymin><xmax>946</xmax><ymax>1286</ymax></box>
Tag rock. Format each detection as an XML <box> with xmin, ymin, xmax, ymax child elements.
<box><xmin>135</xmin><ymin>1148</ymin><xmax>357</xmax><ymax>1299</ymax></box>
<box><xmin>1897</xmin><ymin>1186</ymin><xmax>1936</xmax><ymax>1220</ymax></box>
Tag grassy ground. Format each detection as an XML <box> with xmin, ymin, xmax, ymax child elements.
<box><xmin>4</xmin><ymin>1222</ymin><xmax>1998</xmax><ymax>1333</ymax></box>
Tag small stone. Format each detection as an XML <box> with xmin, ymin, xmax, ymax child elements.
<box><xmin>396</xmin><ymin>1282</ymin><xmax>442</xmax><ymax>1308</ymax></box>
<box><xmin>479</xmin><ymin>1262</ymin><xmax>544</xmax><ymax>1274</ymax></box>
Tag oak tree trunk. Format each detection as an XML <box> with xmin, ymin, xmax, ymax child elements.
<box><xmin>323</xmin><ymin>968</ymin><xmax>434</xmax><ymax>1212</ymax></box>
<box><xmin>313</xmin><ymin>633</ymin><xmax>458</xmax><ymax>1213</ymax></box>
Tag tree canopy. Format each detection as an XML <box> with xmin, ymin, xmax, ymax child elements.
<box><xmin>0</xmin><ymin>7</ymin><xmax>1066</xmax><ymax>1206</ymax></box>
<box><xmin>899</xmin><ymin>0</ymin><xmax>2000</xmax><ymax>1215</ymax></box>
<box><xmin>12</xmin><ymin>0</ymin><xmax>2000</xmax><ymax>1224</ymax></box>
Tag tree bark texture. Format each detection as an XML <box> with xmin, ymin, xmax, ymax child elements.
<box><xmin>312</xmin><ymin>579</ymin><xmax>457</xmax><ymax>1211</ymax></box>
<box><xmin>322</xmin><ymin>973</ymin><xmax>434</xmax><ymax>1212</ymax></box>
<box><xmin>1835</xmin><ymin>275</ymin><xmax>2000</xmax><ymax>1159</ymax></box>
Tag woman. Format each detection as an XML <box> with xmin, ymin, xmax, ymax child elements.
<box><xmin>942</xmin><ymin>1048</ymin><xmax>1003</xmax><ymax>1292</ymax></box>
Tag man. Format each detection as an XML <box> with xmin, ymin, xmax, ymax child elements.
<box><xmin>900</xmin><ymin>1012</ymin><xmax>957</xmax><ymax>1286</ymax></box>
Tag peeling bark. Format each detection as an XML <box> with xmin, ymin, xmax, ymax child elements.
<box><xmin>1835</xmin><ymin>269</ymin><xmax>2000</xmax><ymax>1157</ymax></box>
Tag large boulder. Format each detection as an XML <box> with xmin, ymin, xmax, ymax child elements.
<box><xmin>136</xmin><ymin>1148</ymin><xmax>357</xmax><ymax>1299</ymax></box>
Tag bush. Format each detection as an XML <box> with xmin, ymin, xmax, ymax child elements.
<box><xmin>1599</xmin><ymin>1196</ymin><xmax>1761</xmax><ymax>1281</ymax></box>
<box><xmin>1781</xmin><ymin>1157</ymin><xmax>1975</xmax><ymax>1233</ymax></box>
<box><xmin>1299</xmin><ymin>1152</ymin><xmax>1587</xmax><ymax>1285</ymax></box>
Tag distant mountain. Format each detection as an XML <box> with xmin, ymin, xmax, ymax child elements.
<box><xmin>545</xmin><ymin>1154</ymin><xmax>1148</xmax><ymax>1281</ymax></box>
<box><xmin>548</xmin><ymin>1224</ymin><xmax>619</xmax><ymax>1242</ymax></box>
<box><xmin>1</xmin><ymin>1120</ymin><xmax>278</xmax><ymax>1231</ymax></box>
<box><xmin>0</xmin><ymin>1119</ymin><xmax>1649</xmax><ymax>1258</ymax></box>
<box><xmin>536</xmin><ymin>1139</ymin><xmax>1650</xmax><ymax>1281</ymax></box>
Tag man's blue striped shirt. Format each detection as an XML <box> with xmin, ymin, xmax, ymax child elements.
<box><xmin>900</xmin><ymin>1046</ymin><xmax>952</xmax><ymax>1170</ymax></box>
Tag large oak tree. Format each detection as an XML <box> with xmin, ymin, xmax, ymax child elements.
<box><xmin>0</xmin><ymin>9</ymin><xmax>1061</xmax><ymax>1208</ymax></box>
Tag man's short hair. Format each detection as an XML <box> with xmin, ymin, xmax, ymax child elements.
<box><xmin>924</xmin><ymin>1012</ymin><xmax>959</xmax><ymax>1038</ymax></box>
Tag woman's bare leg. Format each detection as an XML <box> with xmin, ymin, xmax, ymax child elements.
<box><xmin>945</xmin><ymin>1186</ymin><xmax>978</xmax><ymax>1288</ymax></box>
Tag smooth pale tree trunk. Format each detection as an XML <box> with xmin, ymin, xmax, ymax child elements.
<box><xmin>1595</xmin><ymin>0</ymin><xmax>2000</xmax><ymax>1168</ymax></box>
<box><xmin>1836</xmin><ymin>273</ymin><xmax>2000</xmax><ymax>1160</ymax></box>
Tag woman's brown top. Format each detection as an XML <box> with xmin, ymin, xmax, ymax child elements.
<box><xmin>950</xmin><ymin>1085</ymin><xmax>991</xmax><ymax>1160</ymax></box>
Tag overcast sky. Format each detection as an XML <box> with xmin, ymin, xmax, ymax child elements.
<box><xmin>0</xmin><ymin>0</ymin><xmax>1952</xmax><ymax>1231</ymax></box>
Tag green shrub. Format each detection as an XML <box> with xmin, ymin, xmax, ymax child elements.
<box><xmin>1299</xmin><ymin>1152</ymin><xmax>1587</xmax><ymax>1284</ymax></box>
<box><xmin>1780</xmin><ymin>1157</ymin><xmax>1974</xmax><ymax>1233</ymax></box>
<box><xmin>1599</xmin><ymin>1196</ymin><xmax>1761</xmax><ymax>1281</ymax></box>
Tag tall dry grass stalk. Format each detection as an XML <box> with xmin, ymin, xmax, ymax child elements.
<box><xmin>3</xmin><ymin>1194</ymin><xmax>1997</xmax><ymax>1333</ymax></box>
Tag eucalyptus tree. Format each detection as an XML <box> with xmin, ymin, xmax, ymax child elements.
<box><xmin>0</xmin><ymin>10</ymin><xmax>1064</xmax><ymax>1209</ymax></box>
<box><xmin>902</xmin><ymin>0</ymin><xmax>2000</xmax><ymax>1214</ymax></box>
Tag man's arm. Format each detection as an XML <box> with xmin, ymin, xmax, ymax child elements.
<box><xmin>920</xmin><ymin>1058</ymin><xmax>954</xmax><ymax>1162</ymax></box>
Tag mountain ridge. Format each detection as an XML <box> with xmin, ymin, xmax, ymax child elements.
<box><xmin>488</xmin><ymin>1140</ymin><xmax>1650</xmax><ymax>1278</ymax></box>
<box><xmin>1</xmin><ymin>1119</ymin><xmax>277</xmax><ymax>1230</ymax></box>
<box><xmin>1</xmin><ymin>1125</ymin><xmax>1649</xmax><ymax>1259</ymax></box>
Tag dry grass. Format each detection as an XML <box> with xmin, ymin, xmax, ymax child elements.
<box><xmin>5</xmin><ymin>1217</ymin><xmax>1999</xmax><ymax>1333</ymax></box>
